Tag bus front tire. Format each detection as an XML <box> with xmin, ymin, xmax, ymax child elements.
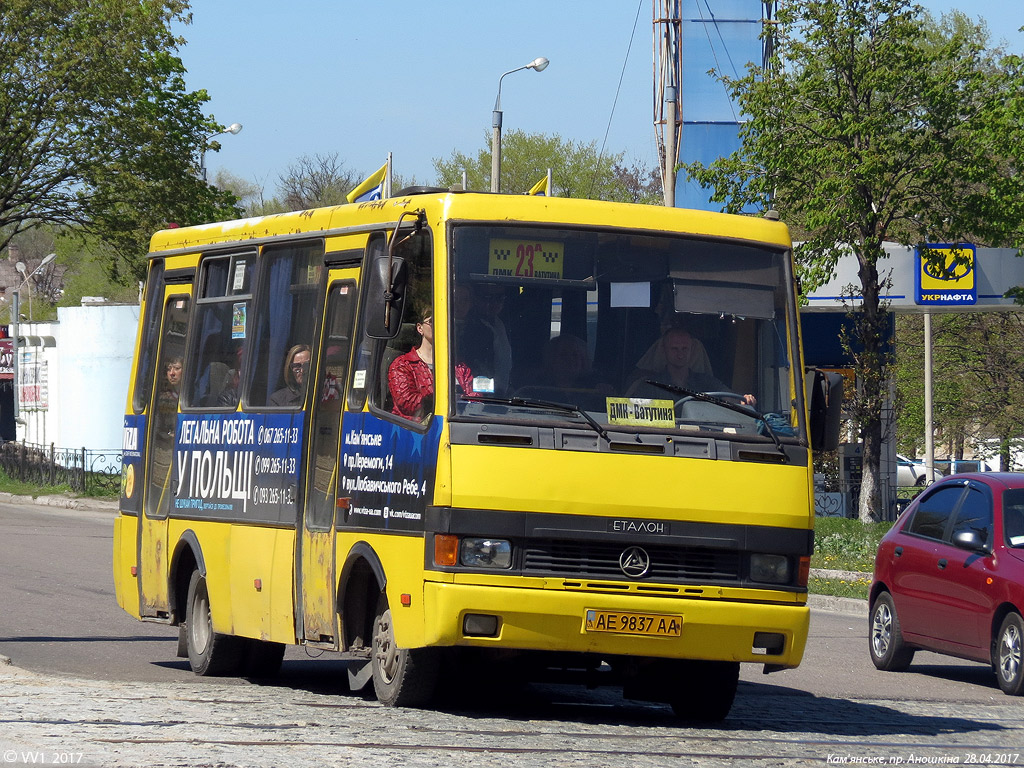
<box><xmin>371</xmin><ymin>594</ymin><xmax>439</xmax><ymax>707</ymax></box>
<box><xmin>185</xmin><ymin>570</ymin><xmax>245</xmax><ymax>676</ymax></box>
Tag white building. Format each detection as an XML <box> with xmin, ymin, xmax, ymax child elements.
<box><xmin>14</xmin><ymin>303</ymin><xmax>139</xmax><ymax>452</ymax></box>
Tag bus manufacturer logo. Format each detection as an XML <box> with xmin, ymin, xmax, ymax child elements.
<box><xmin>609</xmin><ymin>519</ymin><xmax>667</xmax><ymax>534</ymax></box>
<box><xmin>619</xmin><ymin>546</ymin><xmax>651</xmax><ymax>578</ymax></box>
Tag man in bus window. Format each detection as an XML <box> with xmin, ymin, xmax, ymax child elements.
<box><xmin>627</xmin><ymin>326</ymin><xmax>755</xmax><ymax>405</ymax></box>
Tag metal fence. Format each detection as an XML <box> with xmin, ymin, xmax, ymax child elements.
<box><xmin>0</xmin><ymin>440</ymin><xmax>121</xmax><ymax>495</ymax></box>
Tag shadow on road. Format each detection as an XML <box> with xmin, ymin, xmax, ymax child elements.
<box><xmin>235</xmin><ymin>659</ymin><xmax>1007</xmax><ymax>737</ymax></box>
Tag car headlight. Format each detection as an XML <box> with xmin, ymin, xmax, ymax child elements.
<box><xmin>750</xmin><ymin>553</ymin><xmax>791</xmax><ymax>584</ymax></box>
<box><xmin>460</xmin><ymin>538</ymin><xmax>512</xmax><ymax>569</ymax></box>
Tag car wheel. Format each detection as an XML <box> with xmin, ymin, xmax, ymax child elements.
<box><xmin>185</xmin><ymin>570</ymin><xmax>245</xmax><ymax>676</ymax></box>
<box><xmin>995</xmin><ymin>613</ymin><xmax>1024</xmax><ymax>695</ymax></box>
<box><xmin>370</xmin><ymin>594</ymin><xmax>439</xmax><ymax>707</ymax></box>
<box><xmin>869</xmin><ymin>592</ymin><xmax>915</xmax><ymax>671</ymax></box>
<box><xmin>914</xmin><ymin>476</ymin><xmax>927</xmax><ymax>487</ymax></box>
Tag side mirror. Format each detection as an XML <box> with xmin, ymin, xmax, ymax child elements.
<box><xmin>806</xmin><ymin>369</ymin><xmax>842</xmax><ymax>452</ymax></box>
<box><xmin>952</xmin><ymin>529</ymin><xmax>989</xmax><ymax>554</ymax></box>
<box><xmin>362</xmin><ymin>231</ymin><xmax>408</xmax><ymax>339</ymax></box>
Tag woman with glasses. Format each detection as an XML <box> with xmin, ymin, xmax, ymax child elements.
<box><xmin>270</xmin><ymin>344</ymin><xmax>311</xmax><ymax>407</ymax></box>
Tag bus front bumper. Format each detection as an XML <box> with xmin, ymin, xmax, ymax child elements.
<box><xmin>420</xmin><ymin>581</ymin><xmax>809</xmax><ymax>668</ymax></box>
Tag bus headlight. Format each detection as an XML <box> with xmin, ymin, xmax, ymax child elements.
<box><xmin>750</xmin><ymin>554</ymin><xmax>790</xmax><ymax>584</ymax></box>
<box><xmin>460</xmin><ymin>538</ymin><xmax>512</xmax><ymax>569</ymax></box>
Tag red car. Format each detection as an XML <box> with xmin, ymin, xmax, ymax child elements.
<box><xmin>869</xmin><ymin>473</ymin><xmax>1024</xmax><ymax>695</ymax></box>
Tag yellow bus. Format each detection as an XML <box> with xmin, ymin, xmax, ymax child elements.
<box><xmin>114</xmin><ymin>189</ymin><xmax>840</xmax><ymax>720</ymax></box>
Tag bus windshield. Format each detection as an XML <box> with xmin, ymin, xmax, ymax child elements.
<box><xmin>450</xmin><ymin>224</ymin><xmax>799</xmax><ymax>440</ymax></box>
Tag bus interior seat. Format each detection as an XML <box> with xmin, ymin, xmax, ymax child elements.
<box><xmin>200</xmin><ymin>361</ymin><xmax>230</xmax><ymax>406</ymax></box>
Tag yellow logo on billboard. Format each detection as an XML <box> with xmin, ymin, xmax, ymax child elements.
<box><xmin>915</xmin><ymin>244</ymin><xmax>976</xmax><ymax>306</ymax></box>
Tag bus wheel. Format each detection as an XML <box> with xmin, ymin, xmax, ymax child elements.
<box><xmin>669</xmin><ymin>660</ymin><xmax>739</xmax><ymax>721</ymax></box>
<box><xmin>185</xmin><ymin>570</ymin><xmax>245</xmax><ymax>676</ymax></box>
<box><xmin>371</xmin><ymin>594</ymin><xmax>439</xmax><ymax>707</ymax></box>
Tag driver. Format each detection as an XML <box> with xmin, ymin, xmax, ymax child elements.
<box><xmin>626</xmin><ymin>327</ymin><xmax>756</xmax><ymax>406</ymax></box>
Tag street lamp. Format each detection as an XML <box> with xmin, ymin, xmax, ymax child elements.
<box><xmin>491</xmin><ymin>57</ymin><xmax>549</xmax><ymax>193</ymax></box>
<box><xmin>11</xmin><ymin>252</ymin><xmax>55</xmax><ymax>422</ymax></box>
<box><xmin>14</xmin><ymin>252</ymin><xmax>56</xmax><ymax>323</ymax></box>
<box><xmin>199</xmin><ymin>122</ymin><xmax>242</xmax><ymax>182</ymax></box>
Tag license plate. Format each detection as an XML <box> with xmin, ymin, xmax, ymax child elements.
<box><xmin>584</xmin><ymin>610</ymin><xmax>683</xmax><ymax>637</ymax></box>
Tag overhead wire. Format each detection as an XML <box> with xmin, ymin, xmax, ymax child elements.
<box><xmin>693</xmin><ymin>0</ymin><xmax>741</xmax><ymax>123</ymax></box>
<box><xmin>588</xmin><ymin>0</ymin><xmax>645</xmax><ymax>199</ymax></box>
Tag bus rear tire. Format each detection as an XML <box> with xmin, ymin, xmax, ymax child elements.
<box><xmin>371</xmin><ymin>594</ymin><xmax>439</xmax><ymax>707</ymax></box>
<box><xmin>669</xmin><ymin>660</ymin><xmax>739</xmax><ymax>721</ymax></box>
<box><xmin>185</xmin><ymin>570</ymin><xmax>245</xmax><ymax>676</ymax></box>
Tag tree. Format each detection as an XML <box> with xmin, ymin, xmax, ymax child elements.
<box><xmin>0</xmin><ymin>0</ymin><xmax>240</xmax><ymax>282</ymax></box>
<box><xmin>684</xmin><ymin>0</ymin><xmax>1024</xmax><ymax>521</ymax></box>
<box><xmin>277</xmin><ymin>153</ymin><xmax>361</xmax><ymax>210</ymax></box>
<box><xmin>433</xmin><ymin>129</ymin><xmax>652</xmax><ymax>202</ymax></box>
<box><xmin>895</xmin><ymin>313</ymin><xmax>1024</xmax><ymax>471</ymax></box>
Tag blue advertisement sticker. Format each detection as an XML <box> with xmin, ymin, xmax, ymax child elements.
<box><xmin>121</xmin><ymin>414</ymin><xmax>146</xmax><ymax>513</ymax></box>
<box><xmin>172</xmin><ymin>412</ymin><xmax>304</xmax><ymax>525</ymax></box>
<box><xmin>338</xmin><ymin>413</ymin><xmax>443</xmax><ymax>531</ymax></box>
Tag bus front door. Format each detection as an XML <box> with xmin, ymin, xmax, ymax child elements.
<box><xmin>299</xmin><ymin>281</ymin><xmax>357</xmax><ymax>644</ymax></box>
<box><xmin>139</xmin><ymin>294</ymin><xmax>190</xmax><ymax>618</ymax></box>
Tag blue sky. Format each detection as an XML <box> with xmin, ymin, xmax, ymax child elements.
<box><xmin>176</xmin><ymin>1</ymin><xmax>1024</xmax><ymax>195</ymax></box>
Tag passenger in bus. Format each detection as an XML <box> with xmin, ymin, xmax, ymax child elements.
<box><xmin>161</xmin><ymin>357</ymin><xmax>182</xmax><ymax>400</ymax></box>
<box><xmin>536</xmin><ymin>334</ymin><xmax>598</xmax><ymax>389</ymax></box>
<box><xmin>269</xmin><ymin>344</ymin><xmax>311</xmax><ymax>407</ymax></box>
<box><xmin>454</xmin><ymin>283</ymin><xmax>511</xmax><ymax>395</ymax></box>
<box><xmin>388</xmin><ymin>311</ymin><xmax>435</xmax><ymax>420</ymax></box>
<box><xmin>627</xmin><ymin>326</ymin><xmax>756</xmax><ymax>405</ymax></box>
<box><xmin>217</xmin><ymin>344</ymin><xmax>244</xmax><ymax>407</ymax></box>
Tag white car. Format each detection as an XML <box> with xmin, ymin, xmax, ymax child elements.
<box><xmin>896</xmin><ymin>455</ymin><xmax>942</xmax><ymax>487</ymax></box>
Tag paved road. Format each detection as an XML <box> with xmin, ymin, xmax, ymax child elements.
<box><xmin>1</xmin><ymin>499</ymin><xmax>1022</xmax><ymax>767</ymax></box>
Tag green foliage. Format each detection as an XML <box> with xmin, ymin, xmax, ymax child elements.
<box><xmin>0</xmin><ymin>468</ymin><xmax>74</xmax><ymax>498</ymax></box>
<box><xmin>894</xmin><ymin>313</ymin><xmax>1024</xmax><ymax>465</ymax></box>
<box><xmin>812</xmin><ymin>516</ymin><xmax>892</xmax><ymax>573</ymax></box>
<box><xmin>433</xmin><ymin>129</ymin><xmax>659</xmax><ymax>202</ymax></box>
<box><xmin>0</xmin><ymin>0</ymin><xmax>241</xmax><ymax>283</ymax></box>
<box><xmin>683</xmin><ymin>0</ymin><xmax>1024</xmax><ymax>521</ymax></box>
<box><xmin>808</xmin><ymin>576</ymin><xmax>870</xmax><ymax>600</ymax></box>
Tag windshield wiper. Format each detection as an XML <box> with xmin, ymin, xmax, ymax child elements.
<box><xmin>643</xmin><ymin>380</ymin><xmax>788</xmax><ymax>462</ymax></box>
<box><xmin>460</xmin><ymin>395</ymin><xmax>611</xmax><ymax>445</ymax></box>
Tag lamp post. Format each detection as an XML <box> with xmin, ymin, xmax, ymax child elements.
<box><xmin>491</xmin><ymin>57</ymin><xmax>549</xmax><ymax>193</ymax></box>
<box><xmin>11</xmin><ymin>252</ymin><xmax>55</xmax><ymax>422</ymax></box>
<box><xmin>199</xmin><ymin>122</ymin><xmax>242</xmax><ymax>182</ymax></box>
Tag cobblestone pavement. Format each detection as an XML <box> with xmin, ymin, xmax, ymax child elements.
<box><xmin>2</xmin><ymin>655</ymin><xmax>1022</xmax><ymax>768</ymax></box>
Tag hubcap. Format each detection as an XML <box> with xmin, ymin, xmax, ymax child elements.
<box><xmin>871</xmin><ymin>603</ymin><xmax>892</xmax><ymax>659</ymax></box>
<box><xmin>999</xmin><ymin>623</ymin><xmax>1022</xmax><ymax>684</ymax></box>
<box><xmin>190</xmin><ymin>584</ymin><xmax>212</xmax><ymax>655</ymax></box>
<box><xmin>373</xmin><ymin>608</ymin><xmax>400</xmax><ymax>684</ymax></box>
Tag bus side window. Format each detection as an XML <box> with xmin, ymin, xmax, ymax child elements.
<box><xmin>246</xmin><ymin>242</ymin><xmax>324</xmax><ymax>409</ymax></box>
<box><xmin>132</xmin><ymin>259</ymin><xmax>166</xmax><ymax>413</ymax></box>
<box><xmin>359</xmin><ymin>227</ymin><xmax>433</xmax><ymax>422</ymax></box>
<box><xmin>183</xmin><ymin>253</ymin><xmax>254</xmax><ymax>409</ymax></box>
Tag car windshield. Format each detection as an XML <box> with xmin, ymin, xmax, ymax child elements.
<box><xmin>449</xmin><ymin>224</ymin><xmax>801</xmax><ymax>441</ymax></box>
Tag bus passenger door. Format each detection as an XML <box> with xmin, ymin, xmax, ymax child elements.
<box><xmin>299</xmin><ymin>280</ymin><xmax>357</xmax><ymax>643</ymax></box>
<box><xmin>139</xmin><ymin>294</ymin><xmax>190</xmax><ymax>618</ymax></box>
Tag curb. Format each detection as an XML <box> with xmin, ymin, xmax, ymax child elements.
<box><xmin>808</xmin><ymin>593</ymin><xmax>868</xmax><ymax>617</ymax></box>
<box><xmin>0</xmin><ymin>491</ymin><xmax>119</xmax><ymax>514</ymax></box>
